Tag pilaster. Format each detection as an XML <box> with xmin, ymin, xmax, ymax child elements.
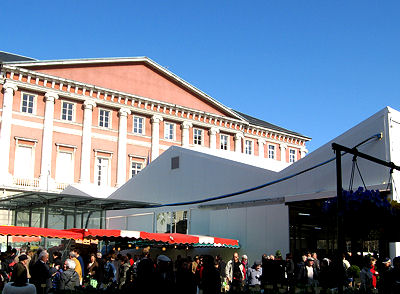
<box><xmin>79</xmin><ymin>100</ymin><xmax>96</xmax><ymax>184</ymax></box>
<box><xmin>181</xmin><ymin>121</ymin><xmax>192</xmax><ymax>147</ymax></box>
<box><xmin>151</xmin><ymin>115</ymin><xmax>163</xmax><ymax>161</ymax></box>
<box><xmin>116</xmin><ymin>107</ymin><xmax>131</xmax><ymax>187</ymax></box>
<box><xmin>280</xmin><ymin>143</ymin><xmax>288</xmax><ymax>162</ymax></box>
<box><xmin>209</xmin><ymin>127</ymin><xmax>220</xmax><ymax>149</ymax></box>
<box><xmin>39</xmin><ymin>92</ymin><xmax>59</xmax><ymax>189</ymax></box>
<box><xmin>0</xmin><ymin>81</ymin><xmax>18</xmax><ymax>185</ymax></box>
<box><xmin>258</xmin><ymin>138</ymin><xmax>266</xmax><ymax>158</ymax></box>
<box><xmin>234</xmin><ymin>133</ymin><xmax>243</xmax><ymax>153</ymax></box>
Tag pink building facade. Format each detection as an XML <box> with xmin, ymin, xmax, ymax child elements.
<box><xmin>0</xmin><ymin>54</ymin><xmax>310</xmax><ymax>196</ymax></box>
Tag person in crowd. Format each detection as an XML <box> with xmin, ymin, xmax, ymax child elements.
<box><xmin>49</xmin><ymin>260</ymin><xmax>63</xmax><ymax>293</ymax></box>
<box><xmin>225</xmin><ymin>252</ymin><xmax>244</xmax><ymax>293</ymax></box>
<box><xmin>118</xmin><ymin>255</ymin><xmax>130</xmax><ymax>289</ymax></box>
<box><xmin>3</xmin><ymin>271</ymin><xmax>36</xmax><ymax>294</ymax></box>
<box><xmin>360</xmin><ymin>256</ymin><xmax>379</xmax><ymax>294</ymax></box>
<box><xmin>86</xmin><ymin>253</ymin><xmax>99</xmax><ymax>287</ymax></box>
<box><xmin>175</xmin><ymin>257</ymin><xmax>196</xmax><ymax>294</ymax></box>
<box><xmin>318</xmin><ymin>258</ymin><xmax>336</xmax><ymax>291</ymax></box>
<box><xmin>51</xmin><ymin>252</ymin><xmax>61</xmax><ymax>268</ymax></box>
<box><xmin>154</xmin><ymin>255</ymin><xmax>175</xmax><ymax>293</ymax></box>
<box><xmin>386</xmin><ymin>256</ymin><xmax>400</xmax><ymax>294</ymax></box>
<box><xmin>68</xmin><ymin>251</ymin><xmax>82</xmax><ymax>285</ymax></box>
<box><xmin>96</xmin><ymin>252</ymin><xmax>105</xmax><ymax>288</ymax></box>
<box><xmin>343</xmin><ymin>254</ymin><xmax>351</xmax><ymax>270</ymax></box>
<box><xmin>59</xmin><ymin>259</ymin><xmax>80</xmax><ymax>291</ymax></box>
<box><xmin>135</xmin><ymin>247</ymin><xmax>154</xmax><ymax>292</ymax></box>
<box><xmin>296</xmin><ymin>256</ymin><xmax>319</xmax><ymax>291</ymax></box>
<box><xmin>379</xmin><ymin>257</ymin><xmax>392</xmax><ymax>294</ymax></box>
<box><xmin>284</xmin><ymin>253</ymin><xmax>295</xmax><ymax>292</ymax></box>
<box><xmin>126</xmin><ymin>253</ymin><xmax>134</xmax><ymax>266</ymax></box>
<box><xmin>30</xmin><ymin>251</ymin><xmax>51</xmax><ymax>294</ymax></box>
<box><xmin>312</xmin><ymin>252</ymin><xmax>320</xmax><ymax>271</ymax></box>
<box><xmin>192</xmin><ymin>255</ymin><xmax>200</xmax><ymax>275</ymax></box>
<box><xmin>241</xmin><ymin>255</ymin><xmax>249</xmax><ymax>290</ymax></box>
<box><xmin>247</xmin><ymin>260</ymin><xmax>262</xmax><ymax>293</ymax></box>
<box><xmin>111</xmin><ymin>253</ymin><xmax>120</xmax><ymax>282</ymax></box>
<box><xmin>103</xmin><ymin>255</ymin><xmax>117</xmax><ymax>290</ymax></box>
<box><xmin>0</xmin><ymin>254</ymin><xmax>10</xmax><ymax>289</ymax></box>
<box><xmin>11</xmin><ymin>254</ymin><xmax>28</xmax><ymax>283</ymax></box>
<box><xmin>72</xmin><ymin>249</ymin><xmax>84</xmax><ymax>279</ymax></box>
<box><xmin>200</xmin><ymin>255</ymin><xmax>220</xmax><ymax>294</ymax></box>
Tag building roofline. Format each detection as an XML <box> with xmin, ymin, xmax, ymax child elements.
<box><xmin>5</xmin><ymin>56</ymin><xmax>245</xmax><ymax>121</ymax></box>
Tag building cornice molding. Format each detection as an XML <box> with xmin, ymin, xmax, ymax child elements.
<box><xmin>4</xmin><ymin>57</ymin><xmax>244</xmax><ymax>121</ymax></box>
<box><xmin>1</xmin><ymin>66</ymin><xmax>310</xmax><ymax>146</ymax></box>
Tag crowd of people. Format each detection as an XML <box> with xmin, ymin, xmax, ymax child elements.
<box><xmin>0</xmin><ymin>245</ymin><xmax>399</xmax><ymax>293</ymax></box>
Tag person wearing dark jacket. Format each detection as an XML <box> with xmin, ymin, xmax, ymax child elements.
<box><xmin>200</xmin><ymin>255</ymin><xmax>220</xmax><ymax>294</ymax></box>
<box><xmin>118</xmin><ymin>256</ymin><xmax>130</xmax><ymax>289</ymax></box>
<box><xmin>296</xmin><ymin>257</ymin><xmax>319</xmax><ymax>290</ymax></box>
<box><xmin>30</xmin><ymin>251</ymin><xmax>51</xmax><ymax>294</ymax></box>
<box><xmin>11</xmin><ymin>255</ymin><xmax>29</xmax><ymax>283</ymax></box>
<box><xmin>59</xmin><ymin>259</ymin><xmax>80</xmax><ymax>291</ymax></box>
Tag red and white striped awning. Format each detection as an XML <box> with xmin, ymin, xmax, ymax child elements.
<box><xmin>0</xmin><ymin>226</ymin><xmax>83</xmax><ymax>240</ymax></box>
<box><xmin>66</xmin><ymin>228</ymin><xmax>239</xmax><ymax>248</ymax></box>
<box><xmin>0</xmin><ymin>226</ymin><xmax>239</xmax><ymax>248</ymax></box>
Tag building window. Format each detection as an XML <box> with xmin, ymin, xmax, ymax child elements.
<box><xmin>14</xmin><ymin>145</ymin><xmax>34</xmax><ymax>179</ymax></box>
<box><xmin>289</xmin><ymin>149</ymin><xmax>297</xmax><ymax>163</ymax></box>
<box><xmin>156</xmin><ymin>210</ymin><xmax>188</xmax><ymax>234</ymax></box>
<box><xmin>268</xmin><ymin>145</ymin><xmax>275</xmax><ymax>159</ymax></box>
<box><xmin>131</xmin><ymin>162</ymin><xmax>142</xmax><ymax>177</ymax></box>
<box><xmin>56</xmin><ymin>151</ymin><xmax>74</xmax><ymax>183</ymax></box>
<box><xmin>96</xmin><ymin>157</ymin><xmax>110</xmax><ymax>186</ymax></box>
<box><xmin>164</xmin><ymin>122</ymin><xmax>175</xmax><ymax>140</ymax></box>
<box><xmin>220</xmin><ymin>134</ymin><xmax>229</xmax><ymax>150</ymax></box>
<box><xmin>61</xmin><ymin>101</ymin><xmax>74</xmax><ymax>122</ymax></box>
<box><xmin>133</xmin><ymin>116</ymin><xmax>145</xmax><ymax>134</ymax></box>
<box><xmin>99</xmin><ymin>109</ymin><xmax>111</xmax><ymax>128</ymax></box>
<box><xmin>245</xmin><ymin>140</ymin><xmax>253</xmax><ymax>155</ymax></box>
<box><xmin>193</xmin><ymin>128</ymin><xmax>203</xmax><ymax>145</ymax></box>
<box><xmin>21</xmin><ymin>93</ymin><xmax>36</xmax><ymax>114</ymax></box>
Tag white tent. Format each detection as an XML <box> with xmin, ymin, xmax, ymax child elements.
<box><xmin>108</xmin><ymin>107</ymin><xmax>400</xmax><ymax>260</ymax></box>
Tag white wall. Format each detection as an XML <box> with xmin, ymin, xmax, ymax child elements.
<box><xmin>189</xmin><ymin>204</ymin><xmax>289</xmax><ymax>263</ymax></box>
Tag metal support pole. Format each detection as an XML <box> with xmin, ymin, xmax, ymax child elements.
<box><xmin>44</xmin><ymin>205</ymin><xmax>49</xmax><ymax>248</ymax></box>
<box><xmin>14</xmin><ymin>210</ymin><xmax>18</xmax><ymax>226</ymax></box>
<box><xmin>28</xmin><ymin>209</ymin><xmax>32</xmax><ymax>227</ymax></box>
<box><xmin>335</xmin><ymin>149</ymin><xmax>344</xmax><ymax>294</ymax></box>
<box><xmin>73</xmin><ymin>209</ymin><xmax>77</xmax><ymax>228</ymax></box>
<box><xmin>100</xmin><ymin>210</ymin><xmax>104</xmax><ymax>229</ymax></box>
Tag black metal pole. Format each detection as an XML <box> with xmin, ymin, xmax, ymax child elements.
<box><xmin>335</xmin><ymin>148</ymin><xmax>344</xmax><ymax>294</ymax></box>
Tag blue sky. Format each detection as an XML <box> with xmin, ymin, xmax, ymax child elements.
<box><xmin>3</xmin><ymin>0</ymin><xmax>400</xmax><ymax>152</ymax></box>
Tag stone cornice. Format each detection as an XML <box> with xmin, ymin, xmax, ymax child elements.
<box><xmin>1</xmin><ymin>65</ymin><xmax>310</xmax><ymax>146</ymax></box>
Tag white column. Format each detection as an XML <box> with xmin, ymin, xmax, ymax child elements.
<box><xmin>234</xmin><ymin>133</ymin><xmax>243</xmax><ymax>153</ymax></box>
<box><xmin>181</xmin><ymin>121</ymin><xmax>192</xmax><ymax>147</ymax></box>
<box><xmin>0</xmin><ymin>81</ymin><xmax>18</xmax><ymax>185</ymax></box>
<box><xmin>116</xmin><ymin>107</ymin><xmax>131</xmax><ymax>187</ymax></box>
<box><xmin>258</xmin><ymin>139</ymin><xmax>266</xmax><ymax>158</ymax></box>
<box><xmin>209</xmin><ymin>127</ymin><xmax>219</xmax><ymax>149</ymax></box>
<box><xmin>300</xmin><ymin>147</ymin><xmax>308</xmax><ymax>159</ymax></box>
<box><xmin>39</xmin><ymin>92</ymin><xmax>59</xmax><ymax>188</ymax></box>
<box><xmin>151</xmin><ymin>115</ymin><xmax>163</xmax><ymax>161</ymax></box>
<box><xmin>79</xmin><ymin>100</ymin><xmax>96</xmax><ymax>184</ymax></box>
<box><xmin>280</xmin><ymin>143</ymin><xmax>287</xmax><ymax>162</ymax></box>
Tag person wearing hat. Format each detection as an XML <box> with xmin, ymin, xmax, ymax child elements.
<box><xmin>11</xmin><ymin>254</ymin><xmax>29</xmax><ymax>284</ymax></box>
<box><xmin>154</xmin><ymin>254</ymin><xmax>175</xmax><ymax>293</ymax></box>
<box><xmin>378</xmin><ymin>257</ymin><xmax>392</xmax><ymax>293</ymax></box>
<box><xmin>3</xmin><ymin>264</ymin><xmax>36</xmax><ymax>294</ymax></box>
<box><xmin>247</xmin><ymin>260</ymin><xmax>262</xmax><ymax>293</ymax></box>
<box><xmin>296</xmin><ymin>256</ymin><xmax>319</xmax><ymax>291</ymax></box>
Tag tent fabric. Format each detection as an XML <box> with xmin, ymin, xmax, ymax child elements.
<box><xmin>0</xmin><ymin>226</ymin><xmax>82</xmax><ymax>240</ymax></box>
<box><xmin>64</xmin><ymin>228</ymin><xmax>239</xmax><ymax>248</ymax></box>
<box><xmin>0</xmin><ymin>226</ymin><xmax>239</xmax><ymax>248</ymax></box>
